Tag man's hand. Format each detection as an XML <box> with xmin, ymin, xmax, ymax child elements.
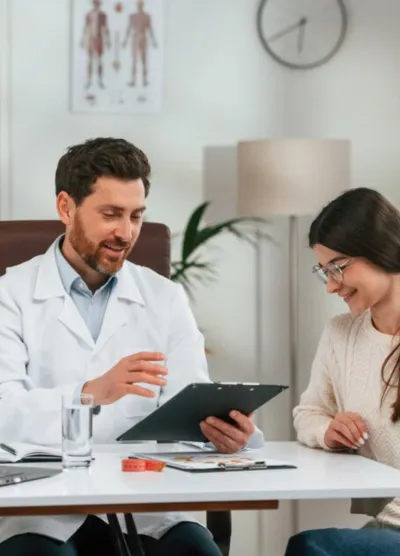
<box><xmin>200</xmin><ymin>411</ymin><xmax>255</xmax><ymax>453</ymax></box>
<box><xmin>82</xmin><ymin>352</ymin><xmax>167</xmax><ymax>406</ymax></box>
<box><xmin>324</xmin><ymin>411</ymin><xmax>369</xmax><ymax>450</ymax></box>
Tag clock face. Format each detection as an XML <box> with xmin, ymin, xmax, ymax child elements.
<box><xmin>257</xmin><ymin>0</ymin><xmax>348</xmax><ymax>69</ymax></box>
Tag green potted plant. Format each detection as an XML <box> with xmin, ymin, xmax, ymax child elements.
<box><xmin>170</xmin><ymin>201</ymin><xmax>268</xmax><ymax>298</ymax></box>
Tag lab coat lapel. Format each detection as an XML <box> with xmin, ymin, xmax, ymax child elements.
<box><xmin>58</xmin><ymin>296</ymin><xmax>95</xmax><ymax>349</ymax></box>
<box><xmin>93</xmin><ymin>263</ymin><xmax>145</xmax><ymax>354</ymax></box>
<box><xmin>33</xmin><ymin>239</ymin><xmax>95</xmax><ymax>349</ymax></box>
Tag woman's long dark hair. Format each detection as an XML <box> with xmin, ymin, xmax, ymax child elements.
<box><xmin>309</xmin><ymin>187</ymin><xmax>400</xmax><ymax>422</ymax></box>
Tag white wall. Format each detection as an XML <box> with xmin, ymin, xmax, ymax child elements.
<box><xmin>1</xmin><ymin>0</ymin><xmax>400</xmax><ymax>555</ymax></box>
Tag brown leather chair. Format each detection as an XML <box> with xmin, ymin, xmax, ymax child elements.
<box><xmin>0</xmin><ymin>220</ymin><xmax>231</xmax><ymax>556</ymax></box>
<box><xmin>0</xmin><ymin>220</ymin><xmax>171</xmax><ymax>278</ymax></box>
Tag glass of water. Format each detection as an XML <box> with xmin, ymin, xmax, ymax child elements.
<box><xmin>62</xmin><ymin>392</ymin><xmax>93</xmax><ymax>469</ymax></box>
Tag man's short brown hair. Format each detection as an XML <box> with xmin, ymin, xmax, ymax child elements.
<box><xmin>55</xmin><ymin>137</ymin><xmax>151</xmax><ymax>204</ymax></box>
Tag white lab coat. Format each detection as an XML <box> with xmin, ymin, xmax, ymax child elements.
<box><xmin>0</xmin><ymin>240</ymin><xmax>263</xmax><ymax>544</ymax></box>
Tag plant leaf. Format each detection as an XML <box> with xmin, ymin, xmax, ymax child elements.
<box><xmin>194</xmin><ymin>216</ymin><xmax>265</xmax><ymax>248</ymax></box>
<box><xmin>171</xmin><ymin>202</ymin><xmax>273</xmax><ymax>296</ymax></box>
<box><xmin>181</xmin><ymin>202</ymin><xmax>210</xmax><ymax>261</ymax></box>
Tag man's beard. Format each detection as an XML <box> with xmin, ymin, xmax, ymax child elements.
<box><xmin>69</xmin><ymin>213</ymin><xmax>132</xmax><ymax>276</ymax></box>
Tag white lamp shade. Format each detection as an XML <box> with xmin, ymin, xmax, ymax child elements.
<box><xmin>237</xmin><ymin>139</ymin><xmax>351</xmax><ymax>217</ymax></box>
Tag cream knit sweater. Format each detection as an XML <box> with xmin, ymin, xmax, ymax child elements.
<box><xmin>294</xmin><ymin>310</ymin><xmax>400</xmax><ymax>525</ymax></box>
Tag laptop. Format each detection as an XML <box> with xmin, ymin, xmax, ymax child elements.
<box><xmin>0</xmin><ymin>465</ymin><xmax>61</xmax><ymax>487</ymax></box>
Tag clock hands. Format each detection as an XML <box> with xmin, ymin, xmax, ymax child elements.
<box><xmin>268</xmin><ymin>16</ymin><xmax>308</xmax><ymax>46</ymax></box>
<box><xmin>268</xmin><ymin>20</ymin><xmax>302</xmax><ymax>43</ymax></box>
<box><xmin>256</xmin><ymin>0</ymin><xmax>348</xmax><ymax>70</ymax></box>
<box><xmin>298</xmin><ymin>17</ymin><xmax>307</xmax><ymax>54</ymax></box>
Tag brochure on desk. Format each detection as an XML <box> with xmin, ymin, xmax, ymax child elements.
<box><xmin>132</xmin><ymin>451</ymin><xmax>297</xmax><ymax>473</ymax></box>
<box><xmin>0</xmin><ymin>442</ymin><xmax>62</xmax><ymax>463</ymax></box>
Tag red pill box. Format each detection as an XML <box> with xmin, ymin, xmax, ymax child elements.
<box><xmin>121</xmin><ymin>458</ymin><xmax>166</xmax><ymax>472</ymax></box>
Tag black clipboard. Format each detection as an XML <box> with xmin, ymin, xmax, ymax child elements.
<box><xmin>117</xmin><ymin>382</ymin><xmax>288</xmax><ymax>442</ymax></box>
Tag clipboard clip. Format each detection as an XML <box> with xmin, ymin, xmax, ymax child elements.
<box><xmin>217</xmin><ymin>461</ymin><xmax>267</xmax><ymax>471</ymax></box>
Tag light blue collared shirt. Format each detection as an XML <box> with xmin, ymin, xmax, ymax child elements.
<box><xmin>55</xmin><ymin>238</ymin><xmax>116</xmax><ymax>342</ymax></box>
<box><xmin>55</xmin><ymin>238</ymin><xmax>117</xmax><ymax>411</ymax></box>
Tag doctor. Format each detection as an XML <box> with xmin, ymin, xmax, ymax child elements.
<box><xmin>0</xmin><ymin>137</ymin><xmax>263</xmax><ymax>556</ymax></box>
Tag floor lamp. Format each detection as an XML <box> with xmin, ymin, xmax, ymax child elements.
<box><xmin>237</xmin><ymin>139</ymin><xmax>351</xmax><ymax>539</ymax></box>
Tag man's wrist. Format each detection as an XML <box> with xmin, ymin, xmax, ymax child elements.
<box><xmin>82</xmin><ymin>379</ymin><xmax>101</xmax><ymax>406</ymax></box>
<box><xmin>82</xmin><ymin>381</ymin><xmax>102</xmax><ymax>415</ymax></box>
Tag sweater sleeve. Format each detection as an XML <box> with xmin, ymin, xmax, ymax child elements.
<box><xmin>293</xmin><ymin>321</ymin><xmax>339</xmax><ymax>450</ymax></box>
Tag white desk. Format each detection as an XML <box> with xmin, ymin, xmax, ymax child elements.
<box><xmin>1</xmin><ymin>442</ymin><xmax>400</xmax><ymax>516</ymax></box>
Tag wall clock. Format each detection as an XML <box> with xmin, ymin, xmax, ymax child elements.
<box><xmin>257</xmin><ymin>0</ymin><xmax>348</xmax><ymax>70</ymax></box>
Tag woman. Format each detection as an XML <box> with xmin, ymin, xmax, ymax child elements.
<box><xmin>285</xmin><ymin>187</ymin><xmax>400</xmax><ymax>555</ymax></box>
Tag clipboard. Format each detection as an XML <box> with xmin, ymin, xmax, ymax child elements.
<box><xmin>129</xmin><ymin>452</ymin><xmax>297</xmax><ymax>473</ymax></box>
<box><xmin>117</xmin><ymin>382</ymin><xmax>288</xmax><ymax>442</ymax></box>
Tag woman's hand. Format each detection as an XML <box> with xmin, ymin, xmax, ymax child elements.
<box><xmin>324</xmin><ymin>412</ymin><xmax>369</xmax><ymax>450</ymax></box>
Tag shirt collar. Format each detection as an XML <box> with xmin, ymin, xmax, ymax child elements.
<box><xmin>55</xmin><ymin>236</ymin><xmax>117</xmax><ymax>294</ymax></box>
<box><xmin>34</xmin><ymin>236</ymin><xmax>144</xmax><ymax>306</ymax></box>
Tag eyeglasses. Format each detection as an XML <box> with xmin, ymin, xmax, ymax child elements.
<box><xmin>312</xmin><ymin>259</ymin><xmax>353</xmax><ymax>285</ymax></box>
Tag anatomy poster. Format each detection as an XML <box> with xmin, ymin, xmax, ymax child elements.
<box><xmin>71</xmin><ymin>0</ymin><xmax>165</xmax><ymax>113</ymax></box>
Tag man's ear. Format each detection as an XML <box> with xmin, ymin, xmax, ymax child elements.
<box><xmin>56</xmin><ymin>192</ymin><xmax>76</xmax><ymax>226</ymax></box>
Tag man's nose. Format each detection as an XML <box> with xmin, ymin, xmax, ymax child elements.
<box><xmin>114</xmin><ymin>219</ymin><xmax>133</xmax><ymax>242</ymax></box>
